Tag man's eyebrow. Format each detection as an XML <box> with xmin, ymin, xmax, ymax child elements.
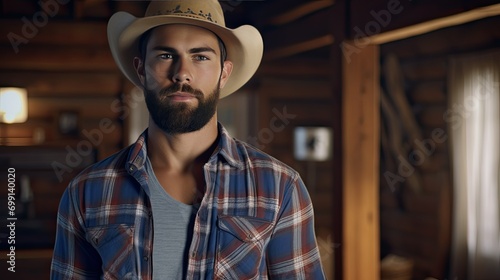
<box><xmin>189</xmin><ymin>47</ymin><xmax>217</xmax><ymax>55</ymax></box>
<box><xmin>151</xmin><ymin>46</ymin><xmax>217</xmax><ymax>55</ymax></box>
<box><xmin>151</xmin><ymin>46</ymin><xmax>177</xmax><ymax>53</ymax></box>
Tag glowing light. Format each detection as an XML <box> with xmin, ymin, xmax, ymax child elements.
<box><xmin>0</xmin><ymin>87</ymin><xmax>28</xmax><ymax>124</ymax></box>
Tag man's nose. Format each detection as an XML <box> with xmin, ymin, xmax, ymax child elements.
<box><xmin>171</xmin><ymin>57</ymin><xmax>193</xmax><ymax>84</ymax></box>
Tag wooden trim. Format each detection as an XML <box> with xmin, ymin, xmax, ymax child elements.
<box><xmin>342</xmin><ymin>43</ymin><xmax>380</xmax><ymax>280</ymax></box>
<box><xmin>265</xmin><ymin>35</ymin><xmax>334</xmax><ymax>61</ymax></box>
<box><xmin>366</xmin><ymin>3</ymin><xmax>500</xmax><ymax>45</ymax></box>
<box><xmin>267</xmin><ymin>0</ymin><xmax>335</xmax><ymax>25</ymax></box>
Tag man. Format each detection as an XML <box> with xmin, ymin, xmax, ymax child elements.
<box><xmin>51</xmin><ymin>0</ymin><xmax>326</xmax><ymax>279</ymax></box>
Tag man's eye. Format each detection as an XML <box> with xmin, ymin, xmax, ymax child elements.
<box><xmin>195</xmin><ymin>55</ymin><xmax>209</xmax><ymax>61</ymax></box>
<box><xmin>159</xmin><ymin>54</ymin><xmax>173</xmax><ymax>59</ymax></box>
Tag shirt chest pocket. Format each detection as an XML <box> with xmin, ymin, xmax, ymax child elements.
<box><xmin>87</xmin><ymin>224</ymin><xmax>137</xmax><ymax>280</ymax></box>
<box><xmin>215</xmin><ymin>216</ymin><xmax>274</xmax><ymax>279</ymax></box>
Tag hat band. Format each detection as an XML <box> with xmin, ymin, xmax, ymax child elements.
<box><xmin>149</xmin><ymin>7</ymin><xmax>219</xmax><ymax>24</ymax></box>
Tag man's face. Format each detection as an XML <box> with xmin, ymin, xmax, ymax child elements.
<box><xmin>134</xmin><ymin>24</ymin><xmax>232</xmax><ymax>134</ymax></box>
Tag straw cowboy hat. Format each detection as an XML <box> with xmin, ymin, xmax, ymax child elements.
<box><xmin>107</xmin><ymin>0</ymin><xmax>264</xmax><ymax>98</ymax></box>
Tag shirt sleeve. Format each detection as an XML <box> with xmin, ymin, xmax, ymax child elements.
<box><xmin>50</xmin><ymin>184</ymin><xmax>101</xmax><ymax>279</ymax></box>
<box><xmin>266</xmin><ymin>174</ymin><xmax>326</xmax><ymax>279</ymax></box>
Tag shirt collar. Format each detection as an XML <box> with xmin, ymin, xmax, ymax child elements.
<box><xmin>125</xmin><ymin>123</ymin><xmax>245</xmax><ymax>172</ymax></box>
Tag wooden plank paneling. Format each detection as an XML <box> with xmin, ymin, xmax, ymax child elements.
<box><xmin>376</xmin><ymin>11</ymin><xmax>499</xmax><ymax>280</ymax></box>
<box><xmin>258</xmin><ymin>78</ymin><xmax>332</xmax><ymax>99</ymax></box>
<box><xmin>0</xmin><ymin>20</ymin><xmax>108</xmax><ymax>46</ymax></box>
<box><xmin>0</xmin><ymin>45</ymin><xmax>117</xmax><ymax>71</ymax></box>
<box><xmin>342</xmin><ymin>43</ymin><xmax>380</xmax><ymax>280</ymax></box>
<box><xmin>266</xmin><ymin>0</ymin><xmax>334</xmax><ymax>26</ymax></box>
<box><xmin>255</xmin><ymin>76</ymin><xmax>335</xmax><ymax>280</ymax></box>
<box><xmin>410</xmin><ymin>81</ymin><xmax>446</xmax><ymax>104</ymax></box>
<box><xmin>420</xmin><ymin>171</ymin><xmax>450</xmax><ymax>193</ymax></box>
<box><xmin>250</xmin><ymin>0</ymin><xmax>327</xmax><ymax>27</ymax></box>
<box><xmin>401</xmin><ymin>57</ymin><xmax>447</xmax><ymax>81</ymax></box>
<box><xmin>265</xmin><ymin>35</ymin><xmax>334</xmax><ymax>61</ymax></box>
<box><xmin>0</xmin><ymin>71</ymin><xmax>122</xmax><ymax>97</ymax></box>
<box><xmin>381</xmin><ymin>228</ymin><xmax>437</xmax><ymax>260</ymax></box>
<box><xmin>27</xmin><ymin>97</ymin><xmax>121</xmax><ymax>119</ymax></box>
<box><xmin>418</xmin><ymin>106</ymin><xmax>447</xmax><ymax>127</ymax></box>
<box><xmin>263</xmin><ymin>8</ymin><xmax>334</xmax><ymax>59</ymax></box>
<box><xmin>380</xmin><ymin>191</ymin><xmax>440</xmax><ymax>216</ymax></box>
<box><xmin>257</xmin><ymin>58</ymin><xmax>331</xmax><ymax>78</ymax></box>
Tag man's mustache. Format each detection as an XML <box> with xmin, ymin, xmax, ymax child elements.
<box><xmin>160</xmin><ymin>83</ymin><xmax>203</xmax><ymax>98</ymax></box>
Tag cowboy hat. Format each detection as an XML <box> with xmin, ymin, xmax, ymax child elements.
<box><xmin>107</xmin><ymin>0</ymin><xmax>264</xmax><ymax>98</ymax></box>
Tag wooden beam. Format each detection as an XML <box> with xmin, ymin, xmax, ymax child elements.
<box><xmin>342</xmin><ymin>43</ymin><xmax>380</xmax><ymax>280</ymax></box>
<box><xmin>267</xmin><ymin>0</ymin><xmax>334</xmax><ymax>26</ymax></box>
<box><xmin>365</xmin><ymin>3</ymin><xmax>500</xmax><ymax>45</ymax></box>
<box><xmin>265</xmin><ymin>35</ymin><xmax>334</xmax><ymax>61</ymax></box>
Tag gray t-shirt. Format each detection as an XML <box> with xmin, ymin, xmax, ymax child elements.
<box><xmin>145</xmin><ymin>158</ymin><xmax>198</xmax><ymax>279</ymax></box>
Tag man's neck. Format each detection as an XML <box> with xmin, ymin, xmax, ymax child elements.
<box><xmin>147</xmin><ymin>117</ymin><xmax>219</xmax><ymax>172</ymax></box>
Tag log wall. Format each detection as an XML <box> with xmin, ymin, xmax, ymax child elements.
<box><xmin>379</xmin><ymin>15</ymin><xmax>500</xmax><ymax>279</ymax></box>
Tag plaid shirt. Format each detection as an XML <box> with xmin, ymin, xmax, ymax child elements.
<box><xmin>51</xmin><ymin>124</ymin><xmax>325</xmax><ymax>279</ymax></box>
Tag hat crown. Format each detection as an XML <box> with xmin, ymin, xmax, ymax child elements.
<box><xmin>145</xmin><ymin>0</ymin><xmax>225</xmax><ymax>26</ymax></box>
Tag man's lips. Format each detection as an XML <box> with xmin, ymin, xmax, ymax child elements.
<box><xmin>166</xmin><ymin>91</ymin><xmax>197</xmax><ymax>101</ymax></box>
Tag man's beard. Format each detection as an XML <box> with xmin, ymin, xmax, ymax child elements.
<box><xmin>144</xmin><ymin>78</ymin><xmax>220</xmax><ymax>134</ymax></box>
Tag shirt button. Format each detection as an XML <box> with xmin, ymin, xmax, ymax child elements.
<box><xmin>144</xmin><ymin>256</ymin><xmax>149</xmax><ymax>262</ymax></box>
<box><xmin>191</xmin><ymin>252</ymin><xmax>196</xmax><ymax>258</ymax></box>
<box><xmin>129</xmin><ymin>166</ymin><xmax>135</xmax><ymax>172</ymax></box>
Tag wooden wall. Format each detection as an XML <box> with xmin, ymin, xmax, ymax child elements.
<box><xmin>0</xmin><ymin>1</ymin><xmax>343</xmax><ymax>278</ymax></box>
<box><xmin>2</xmin><ymin>1</ymin><xmax>498</xmax><ymax>279</ymax></box>
<box><xmin>246</xmin><ymin>1</ymin><xmax>342</xmax><ymax>279</ymax></box>
<box><xmin>379</xmin><ymin>15</ymin><xmax>500</xmax><ymax>279</ymax></box>
<box><xmin>0</xmin><ymin>146</ymin><xmax>94</xmax><ymax>278</ymax></box>
<box><xmin>0</xmin><ymin>2</ymin><xmax>147</xmax><ymax>277</ymax></box>
<box><xmin>0</xmin><ymin>19</ymin><xmax>125</xmax><ymax>161</ymax></box>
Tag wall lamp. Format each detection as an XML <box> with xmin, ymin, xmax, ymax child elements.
<box><xmin>0</xmin><ymin>87</ymin><xmax>28</xmax><ymax>124</ymax></box>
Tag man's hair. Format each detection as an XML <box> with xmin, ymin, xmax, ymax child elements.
<box><xmin>138</xmin><ymin>27</ymin><xmax>228</xmax><ymax>67</ymax></box>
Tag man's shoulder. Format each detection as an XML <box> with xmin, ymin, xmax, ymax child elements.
<box><xmin>231</xmin><ymin>138</ymin><xmax>298</xmax><ymax>178</ymax></box>
<box><xmin>69</xmin><ymin>144</ymin><xmax>133</xmax><ymax>185</ymax></box>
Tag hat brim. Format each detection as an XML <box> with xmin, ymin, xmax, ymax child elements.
<box><xmin>108</xmin><ymin>12</ymin><xmax>263</xmax><ymax>98</ymax></box>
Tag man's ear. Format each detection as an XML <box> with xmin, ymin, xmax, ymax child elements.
<box><xmin>133</xmin><ymin>57</ymin><xmax>146</xmax><ymax>85</ymax></box>
<box><xmin>219</xmin><ymin>60</ymin><xmax>233</xmax><ymax>89</ymax></box>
